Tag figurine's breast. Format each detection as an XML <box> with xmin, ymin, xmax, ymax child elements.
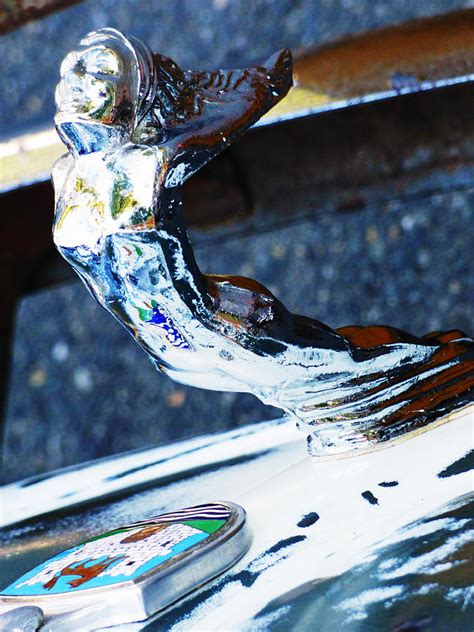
<box><xmin>53</xmin><ymin>144</ymin><xmax>160</xmax><ymax>253</ymax></box>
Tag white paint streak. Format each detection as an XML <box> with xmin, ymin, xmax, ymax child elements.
<box><xmin>379</xmin><ymin>530</ymin><xmax>474</xmax><ymax>580</ymax></box>
<box><xmin>337</xmin><ymin>586</ymin><xmax>405</xmax><ymax>621</ymax></box>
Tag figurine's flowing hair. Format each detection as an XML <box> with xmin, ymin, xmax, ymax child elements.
<box><xmin>73</xmin><ymin>28</ymin><xmax>160</xmax><ymax>131</ymax></box>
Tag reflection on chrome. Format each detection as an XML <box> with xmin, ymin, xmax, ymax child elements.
<box><xmin>53</xmin><ymin>29</ymin><xmax>473</xmax><ymax>456</ymax></box>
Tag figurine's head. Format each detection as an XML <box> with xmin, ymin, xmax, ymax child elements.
<box><xmin>55</xmin><ymin>29</ymin><xmax>155</xmax><ymax>154</ymax></box>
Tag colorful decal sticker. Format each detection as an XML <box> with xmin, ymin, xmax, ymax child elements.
<box><xmin>146</xmin><ymin>304</ymin><xmax>190</xmax><ymax>350</ymax></box>
<box><xmin>134</xmin><ymin>299</ymin><xmax>190</xmax><ymax>350</ymax></box>
<box><xmin>3</xmin><ymin>504</ymin><xmax>230</xmax><ymax>596</ymax></box>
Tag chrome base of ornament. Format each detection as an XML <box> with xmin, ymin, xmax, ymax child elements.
<box><xmin>303</xmin><ymin>403</ymin><xmax>473</xmax><ymax>458</ymax></box>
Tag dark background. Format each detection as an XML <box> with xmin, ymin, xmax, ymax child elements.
<box><xmin>2</xmin><ymin>0</ymin><xmax>473</xmax><ymax>481</ymax></box>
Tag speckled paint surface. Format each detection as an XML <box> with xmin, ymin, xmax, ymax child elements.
<box><xmin>1</xmin><ymin>412</ymin><xmax>472</xmax><ymax>629</ymax></box>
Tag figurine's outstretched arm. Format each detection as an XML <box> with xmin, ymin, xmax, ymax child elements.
<box><xmin>138</xmin><ymin>49</ymin><xmax>293</xmax><ymax>187</ymax></box>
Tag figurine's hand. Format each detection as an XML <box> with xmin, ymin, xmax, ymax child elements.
<box><xmin>159</xmin><ymin>49</ymin><xmax>293</xmax><ymax>188</ymax></box>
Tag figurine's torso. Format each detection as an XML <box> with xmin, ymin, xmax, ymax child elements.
<box><xmin>52</xmin><ymin>143</ymin><xmax>159</xmax><ymax>250</ymax></box>
<box><xmin>52</xmin><ymin>146</ymin><xmax>329</xmax><ymax>394</ymax></box>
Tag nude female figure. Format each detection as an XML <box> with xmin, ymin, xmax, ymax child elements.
<box><xmin>53</xmin><ymin>29</ymin><xmax>473</xmax><ymax>456</ymax></box>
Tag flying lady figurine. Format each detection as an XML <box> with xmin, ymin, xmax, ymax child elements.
<box><xmin>53</xmin><ymin>29</ymin><xmax>473</xmax><ymax>456</ymax></box>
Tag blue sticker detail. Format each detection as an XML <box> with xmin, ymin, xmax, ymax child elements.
<box><xmin>147</xmin><ymin>306</ymin><xmax>189</xmax><ymax>349</ymax></box>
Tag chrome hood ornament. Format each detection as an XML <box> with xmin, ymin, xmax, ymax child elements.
<box><xmin>52</xmin><ymin>29</ymin><xmax>473</xmax><ymax>457</ymax></box>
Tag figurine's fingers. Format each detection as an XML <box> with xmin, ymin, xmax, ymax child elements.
<box><xmin>261</xmin><ymin>48</ymin><xmax>293</xmax><ymax>101</ymax></box>
<box><xmin>185</xmin><ymin>49</ymin><xmax>292</xmax><ymax>105</ymax></box>
<box><xmin>160</xmin><ymin>52</ymin><xmax>292</xmax><ymax>186</ymax></box>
